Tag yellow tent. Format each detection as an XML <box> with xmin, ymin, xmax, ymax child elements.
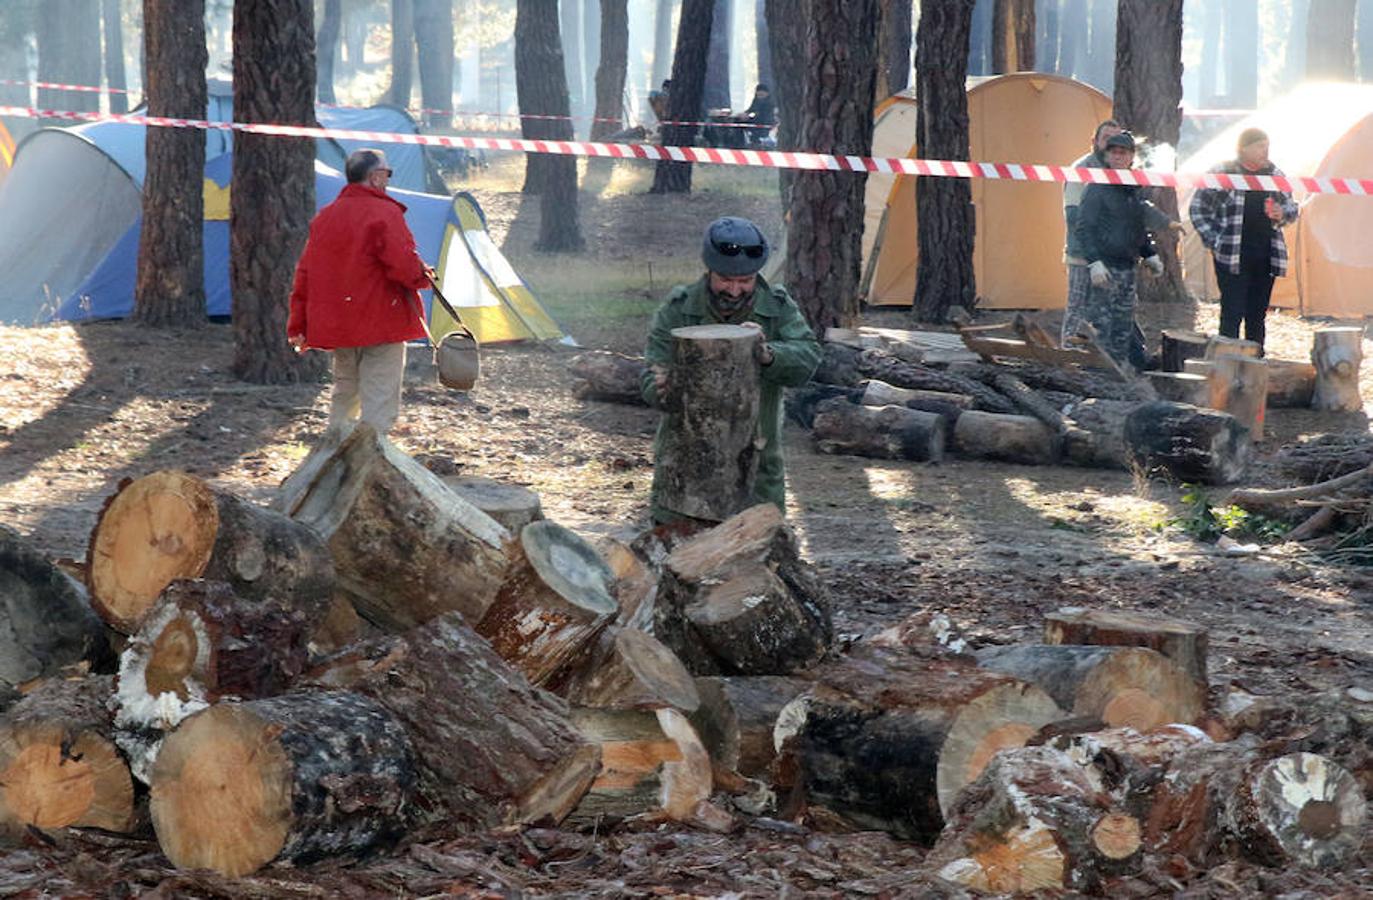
<box><xmin>1180</xmin><ymin>82</ymin><xmax>1373</xmax><ymax>319</ymax></box>
<box><xmin>864</xmin><ymin>73</ymin><xmax>1113</xmax><ymax>309</ymax></box>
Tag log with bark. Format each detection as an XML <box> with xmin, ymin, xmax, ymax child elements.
<box><xmin>811</xmin><ymin>397</ymin><xmax>946</xmax><ymax>462</ymax></box>
<box><xmin>976</xmin><ymin>645</ymin><xmax>1205</xmax><ymax>732</ymax></box>
<box><xmin>440</xmin><ymin>475</ymin><xmax>544</xmax><ymax>532</ymax></box>
<box><xmin>1206</xmin><ymin>354</ymin><xmax>1269</xmax><ymax>439</ymax></box>
<box><xmin>553</xmin><ymin>626</ymin><xmax>701</xmax><ymax>713</ymax></box>
<box><xmin>949</xmin><ymin>360</ymin><xmax>1155</xmax><ymax>402</ymax></box>
<box><xmin>0</xmin><ymin>525</ymin><xmax>112</xmax><ymax>690</ymax></box>
<box><xmin>306</xmin><ymin>612</ymin><xmax>602</xmax><ymax>829</ymax></box>
<box><xmin>859</xmin><ymin>380</ymin><xmax>974</xmax><ymax>425</ymax></box>
<box><xmin>1160</xmin><ymin>329</ymin><xmax>1210</xmax><ymax>372</ymax></box>
<box><xmin>991</xmin><ymin>371</ymin><xmax>1071</xmax><ymax>434</ymax></box>
<box><xmin>953</xmin><ymin>410</ymin><xmax>1060</xmax><ymax>465</ymax></box>
<box><xmin>0</xmin><ymin>676</ymin><xmax>135</xmax><ymax>840</ymax></box>
<box><xmin>1123</xmin><ymin>402</ymin><xmax>1251</xmax><ymax>485</ymax></box>
<box><xmin>567</xmin><ymin>351</ymin><xmax>648</xmax><ymax>405</ymax></box>
<box><xmin>1265</xmin><ymin>359</ymin><xmax>1317</xmax><ymax>408</ymax></box>
<box><xmin>1147</xmin><ymin>371</ymin><xmax>1208</xmax><ymax>405</ymax></box>
<box><xmin>1044</xmin><ymin>608</ymin><xmax>1208</xmax><ymax>686</ymax></box>
<box><xmin>1062</xmin><ymin>398</ymin><xmax>1139</xmax><ymax>469</ymax></box>
<box><xmin>278</xmin><ymin>423</ymin><xmax>511</xmax><ymax>630</ymax></box>
<box><xmin>784</xmin><ymin>383</ymin><xmax>860</xmax><ymax>429</ymax></box>
<box><xmin>812</xmin><ymin>341</ymin><xmax>864</xmax><ymax>387</ymax></box>
<box><xmin>1227</xmin><ymin>462</ymin><xmax>1373</xmax><ymax>519</ymax></box>
<box><xmin>690</xmin><ymin>675</ymin><xmax>811</xmax><ymax>778</ymax></box>
<box><xmin>859</xmin><ymin>351</ymin><xmax>1016</xmax><ymax>413</ymax></box>
<box><xmin>598</xmin><ymin>538</ymin><xmax>658</xmax><ymax>630</ymax></box>
<box><xmin>149</xmin><ymin>691</ymin><xmax>416</xmax><ymax>877</ymax></box>
<box><xmin>1205</xmin><ymin>335</ymin><xmax>1261</xmax><ymax>359</ymax></box>
<box><xmin>1311</xmin><ymin>325</ymin><xmax>1364</xmax><ymax>412</ymax></box>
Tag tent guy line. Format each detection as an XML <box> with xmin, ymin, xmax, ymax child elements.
<box><xmin>4</xmin><ymin>103</ymin><xmax>1372</xmax><ymax>196</ymax></box>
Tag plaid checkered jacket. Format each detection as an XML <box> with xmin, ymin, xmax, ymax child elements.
<box><xmin>1188</xmin><ymin>161</ymin><xmax>1300</xmax><ymax>277</ymax></box>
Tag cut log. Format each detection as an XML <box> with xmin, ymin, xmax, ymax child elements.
<box><xmin>1147</xmin><ymin>371</ymin><xmax>1208</xmax><ymax>406</ymax></box>
<box><xmin>476</xmin><ymin>520</ymin><xmax>618</xmax><ymax>686</ymax></box>
<box><xmin>859</xmin><ymin>351</ymin><xmax>1016</xmax><ymax>413</ymax></box>
<box><xmin>598</xmin><ymin>538</ymin><xmax>658</xmax><ymax>630</ymax></box>
<box><xmin>1181</xmin><ymin>358</ymin><xmax>1213</xmax><ymax>378</ymax></box>
<box><xmin>306</xmin><ymin>612</ymin><xmax>601</xmax><ymax>829</ymax></box>
<box><xmin>567</xmin><ymin>351</ymin><xmax>648</xmax><ymax>405</ymax></box>
<box><xmin>950</xmin><ymin>360</ymin><xmax>1154</xmax><ymax>402</ymax></box>
<box><xmin>1160</xmin><ymin>329</ymin><xmax>1210</xmax><ymax>372</ymax></box>
<box><xmin>811</xmin><ymin>397</ymin><xmax>946</xmax><ymax>462</ymax></box>
<box><xmin>1062</xmin><ymin>398</ymin><xmax>1139</xmax><ymax>470</ymax></box>
<box><xmin>1311</xmin><ymin>326</ymin><xmax>1364</xmax><ymax>412</ymax></box>
<box><xmin>784</xmin><ymin>383</ymin><xmax>860</xmax><ymax>429</ymax></box>
<box><xmin>976</xmin><ymin>645</ymin><xmax>1205</xmax><ymax>732</ymax></box>
<box><xmin>150</xmin><ymin>691</ymin><xmax>415</xmax><ymax>877</ymax></box>
<box><xmin>556</xmin><ymin>626</ymin><xmax>701</xmax><ymax>712</ymax></box>
<box><xmin>1205</xmin><ymin>335</ymin><xmax>1261</xmax><ymax>359</ymax></box>
<box><xmin>991</xmin><ymin>372</ymin><xmax>1071</xmax><ymax>434</ymax></box>
<box><xmin>565</xmin><ymin>707</ymin><xmax>712</xmax><ymax>826</ymax></box>
<box><xmin>1044</xmin><ymin>608</ymin><xmax>1208</xmax><ymax>686</ymax></box>
<box><xmin>0</xmin><ymin>525</ymin><xmax>112</xmax><ymax>690</ymax></box>
<box><xmin>280</xmin><ymin>423</ymin><xmax>510</xmax><ymax>631</ymax></box>
<box><xmin>0</xmin><ymin>676</ymin><xmax>134</xmax><ymax>838</ymax></box>
<box><xmin>859</xmin><ymin>380</ymin><xmax>974</xmax><ymax>412</ymax></box>
<box><xmin>1123</xmin><ymin>401</ymin><xmax>1251</xmax><ymax>485</ymax></box>
<box><xmin>953</xmin><ymin>410</ymin><xmax>1060</xmax><ymax>465</ymax></box>
<box><xmin>813</xmin><ymin>342</ymin><xmax>864</xmax><ymax>387</ymax></box>
<box><xmin>440</xmin><ymin>475</ymin><xmax>544</xmax><ymax>532</ymax></box>
<box><xmin>657</xmin><ymin>504</ymin><xmax>832</xmax><ymax>676</ymax></box>
<box><xmin>1266</xmin><ymin>359</ymin><xmax>1317</xmax><ymax>408</ymax></box>
<box><xmin>1206</xmin><ymin>354</ymin><xmax>1269</xmax><ymax>439</ymax></box>
<box><xmin>689</xmin><ymin>675</ymin><xmax>810</xmax><ymax>778</ymax></box>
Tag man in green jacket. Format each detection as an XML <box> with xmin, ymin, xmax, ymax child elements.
<box><xmin>641</xmin><ymin>216</ymin><xmax>821</xmax><ymax>524</ymax></box>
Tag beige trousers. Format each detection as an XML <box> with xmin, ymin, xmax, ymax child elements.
<box><xmin>329</xmin><ymin>343</ymin><xmax>406</xmax><ymax>433</ymax></box>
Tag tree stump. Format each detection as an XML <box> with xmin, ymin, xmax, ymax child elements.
<box><xmin>1204</xmin><ymin>335</ymin><xmax>1261</xmax><ymax>359</ymax></box>
<box><xmin>554</xmin><ymin>626</ymin><xmax>701</xmax><ymax>712</ymax></box>
<box><xmin>1206</xmin><ymin>354</ymin><xmax>1269</xmax><ymax>439</ymax></box>
<box><xmin>1311</xmin><ymin>326</ymin><xmax>1364</xmax><ymax>412</ymax></box>
<box><xmin>1160</xmin><ymin>329</ymin><xmax>1209</xmax><ymax>372</ymax></box>
<box><xmin>0</xmin><ymin>525</ymin><xmax>112</xmax><ymax>690</ymax></box>
<box><xmin>1123</xmin><ymin>401</ymin><xmax>1251</xmax><ymax>485</ymax></box>
<box><xmin>1265</xmin><ymin>359</ymin><xmax>1317</xmax><ymax>408</ymax></box>
<box><xmin>0</xmin><ymin>676</ymin><xmax>135</xmax><ymax>839</ymax></box>
<box><xmin>953</xmin><ymin>410</ymin><xmax>1060</xmax><ymax>465</ymax></box>
<box><xmin>149</xmin><ymin>691</ymin><xmax>416</xmax><ymax>878</ymax></box>
<box><xmin>441</xmin><ymin>475</ymin><xmax>544</xmax><ymax>532</ymax></box>
<box><xmin>690</xmin><ymin>675</ymin><xmax>811</xmax><ymax>778</ymax></box>
<box><xmin>811</xmin><ymin>397</ymin><xmax>945</xmax><ymax>462</ymax></box>
<box><xmin>976</xmin><ymin>645</ymin><xmax>1204</xmax><ymax>732</ymax></box>
<box><xmin>567</xmin><ymin>350</ymin><xmax>648</xmax><ymax>405</ymax></box>
<box><xmin>280</xmin><ymin>423</ymin><xmax>511</xmax><ymax>630</ymax></box>
<box><xmin>1044</xmin><ymin>608</ymin><xmax>1208</xmax><ymax>687</ymax></box>
<box><xmin>476</xmin><ymin>520</ymin><xmax>618</xmax><ymax>686</ymax></box>
<box><xmin>1147</xmin><ymin>372</ymin><xmax>1208</xmax><ymax>406</ymax></box>
<box><xmin>656</xmin><ymin>324</ymin><xmax>763</xmax><ymax>522</ymax></box>
<box><xmin>306</xmin><ymin>612</ymin><xmax>602</xmax><ymax>829</ymax></box>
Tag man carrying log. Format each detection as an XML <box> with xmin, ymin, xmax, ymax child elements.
<box><xmin>641</xmin><ymin>217</ymin><xmax>820</xmax><ymax>524</ymax></box>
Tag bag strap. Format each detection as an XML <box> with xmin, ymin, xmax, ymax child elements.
<box><xmin>414</xmin><ymin>274</ymin><xmax>476</xmax><ymax>345</ymax></box>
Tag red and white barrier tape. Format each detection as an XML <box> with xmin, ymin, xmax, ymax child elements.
<box><xmin>7</xmin><ymin>104</ymin><xmax>1372</xmax><ymax>196</ymax></box>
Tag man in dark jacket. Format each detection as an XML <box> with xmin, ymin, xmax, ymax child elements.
<box><xmin>1071</xmin><ymin>132</ymin><xmax>1163</xmax><ymax>366</ymax></box>
<box><xmin>288</xmin><ymin>148</ymin><xmax>432</xmax><ymax>433</ymax></box>
<box><xmin>739</xmin><ymin>84</ymin><xmax>776</xmax><ymax>147</ymax></box>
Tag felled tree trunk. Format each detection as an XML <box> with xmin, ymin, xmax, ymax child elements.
<box><xmin>859</xmin><ymin>351</ymin><xmax>1016</xmax><ymax>413</ymax></box>
<box><xmin>1123</xmin><ymin>401</ymin><xmax>1250</xmax><ymax>485</ymax></box>
<box><xmin>1062</xmin><ymin>398</ymin><xmax>1139</xmax><ymax>469</ymax></box>
<box><xmin>1206</xmin><ymin>354</ymin><xmax>1269</xmax><ymax>439</ymax></box>
<box><xmin>690</xmin><ymin>675</ymin><xmax>811</xmax><ymax>778</ymax></box>
<box><xmin>0</xmin><ymin>676</ymin><xmax>135</xmax><ymax>839</ymax></box>
<box><xmin>1160</xmin><ymin>329</ymin><xmax>1209</xmax><ymax>372</ymax></box>
<box><xmin>953</xmin><ymin>411</ymin><xmax>1060</xmax><ymax>465</ymax></box>
<box><xmin>1265</xmin><ymin>359</ymin><xmax>1317</xmax><ymax>408</ymax></box>
<box><xmin>441</xmin><ymin>475</ymin><xmax>544</xmax><ymax>532</ymax></box>
<box><xmin>149</xmin><ymin>691</ymin><xmax>416</xmax><ymax>878</ymax></box>
<box><xmin>306</xmin><ymin>612</ymin><xmax>602</xmax><ymax>829</ymax></box>
<box><xmin>0</xmin><ymin>525</ymin><xmax>112</xmax><ymax>690</ymax></box>
<box><xmin>279</xmin><ymin>424</ymin><xmax>510</xmax><ymax>630</ymax></box>
<box><xmin>811</xmin><ymin>397</ymin><xmax>946</xmax><ymax>461</ymax></box>
<box><xmin>553</xmin><ymin>626</ymin><xmax>701</xmax><ymax>713</ymax></box>
<box><xmin>476</xmin><ymin>520</ymin><xmax>618</xmax><ymax>686</ymax></box>
<box><xmin>859</xmin><ymin>380</ymin><xmax>975</xmax><ymax>425</ymax></box>
<box><xmin>1311</xmin><ymin>326</ymin><xmax>1364</xmax><ymax>412</ymax></box>
<box><xmin>992</xmin><ymin>371</ymin><xmax>1071</xmax><ymax>434</ymax></box>
<box><xmin>656</xmin><ymin>325</ymin><xmax>763</xmax><ymax>522</ymax></box>
<box><xmin>1044</xmin><ymin>608</ymin><xmax>1208</xmax><ymax>686</ymax></box>
<box><xmin>568</xmin><ymin>351</ymin><xmax>648</xmax><ymax>405</ymax></box>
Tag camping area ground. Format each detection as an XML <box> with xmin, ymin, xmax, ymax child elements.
<box><xmin>2</xmin><ymin>155</ymin><xmax>1372</xmax><ymax>896</ymax></box>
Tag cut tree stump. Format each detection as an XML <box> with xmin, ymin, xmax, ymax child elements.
<box><xmin>1265</xmin><ymin>359</ymin><xmax>1317</xmax><ymax>408</ymax></box>
<box><xmin>149</xmin><ymin>691</ymin><xmax>416</xmax><ymax>878</ymax></box>
<box><xmin>0</xmin><ymin>525</ymin><xmax>112</xmax><ymax>690</ymax></box>
<box><xmin>1205</xmin><ymin>336</ymin><xmax>1261</xmax><ymax>359</ymax></box>
<box><xmin>1123</xmin><ymin>402</ymin><xmax>1251</xmax><ymax>485</ymax></box>
<box><xmin>441</xmin><ymin>475</ymin><xmax>544</xmax><ymax>532</ymax></box>
<box><xmin>280</xmin><ymin>423</ymin><xmax>511</xmax><ymax>630</ymax></box>
<box><xmin>1044</xmin><ymin>608</ymin><xmax>1209</xmax><ymax>686</ymax></box>
<box><xmin>1311</xmin><ymin>326</ymin><xmax>1364</xmax><ymax>412</ymax></box>
<box><xmin>953</xmin><ymin>411</ymin><xmax>1060</xmax><ymax>465</ymax></box>
<box><xmin>0</xmin><ymin>676</ymin><xmax>134</xmax><ymax>839</ymax></box>
<box><xmin>690</xmin><ymin>675</ymin><xmax>811</xmax><ymax>778</ymax></box>
<box><xmin>655</xmin><ymin>324</ymin><xmax>762</xmax><ymax>522</ymax></box>
<box><xmin>657</xmin><ymin>504</ymin><xmax>832</xmax><ymax>676</ymax></box>
<box><xmin>1147</xmin><ymin>372</ymin><xmax>1208</xmax><ymax>406</ymax></box>
<box><xmin>567</xmin><ymin>351</ymin><xmax>648</xmax><ymax>405</ymax></box>
<box><xmin>811</xmin><ymin>397</ymin><xmax>945</xmax><ymax>462</ymax></box>
<box><xmin>306</xmin><ymin>612</ymin><xmax>602</xmax><ymax>829</ymax></box>
<box><xmin>476</xmin><ymin>520</ymin><xmax>618</xmax><ymax>687</ymax></box>
<box><xmin>555</xmin><ymin>626</ymin><xmax>701</xmax><ymax>712</ymax></box>
<box><xmin>1206</xmin><ymin>354</ymin><xmax>1269</xmax><ymax>439</ymax></box>
<box><xmin>977</xmin><ymin>645</ymin><xmax>1203</xmax><ymax>732</ymax></box>
<box><xmin>1160</xmin><ymin>329</ymin><xmax>1210</xmax><ymax>372</ymax></box>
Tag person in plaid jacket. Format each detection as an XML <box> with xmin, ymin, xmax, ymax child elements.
<box><xmin>1188</xmin><ymin>128</ymin><xmax>1300</xmax><ymax>354</ymax></box>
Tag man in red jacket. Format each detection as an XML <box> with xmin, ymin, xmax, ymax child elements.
<box><xmin>288</xmin><ymin>148</ymin><xmax>431</xmax><ymax>433</ymax></box>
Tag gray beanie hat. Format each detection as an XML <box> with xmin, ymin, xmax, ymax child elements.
<box><xmin>702</xmin><ymin>216</ymin><xmax>769</xmax><ymax>276</ymax></box>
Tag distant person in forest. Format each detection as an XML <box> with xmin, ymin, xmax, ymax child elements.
<box><xmin>287</xmin><ymin>148</ymin><xmax>432</xmax><ymax>434</ymax></box>
<box><xmin>1072</xmin><ymin>132</ymin><xmax>1165</xmax><ymax>366</ymax></box>
<box><xmin>1189</xmin><ymin>128</ymin><xmax>1300</xmax><ymax>355</ymax></box>
<box><xmin>649</xmin><ymin>79</ymin><xmax>672</xmax><ymax>125</ymax></box>
<box><xmin>738</xmin><ymin>84</ymin><xmax>776</xmax><ymax>146</ymax></box>
<box><xmin>641</xmin><ymin>216</ymin><xmax>820</xmax><ymax>524</ymax></box>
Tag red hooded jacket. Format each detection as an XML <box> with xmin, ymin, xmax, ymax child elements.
<box><xmin>287</xmin><ymin>183</ymin><xmax>430</xmax><ymax>349</ymax></box>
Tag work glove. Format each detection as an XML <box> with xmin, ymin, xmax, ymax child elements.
<box><xmin>1088</xmin><ymin>260</ymin><xmax>1112</xmax><ymax>289</ymax></box>
<box><xmin>1143</xmin><ymin>256</ymin><xmax>1165</xmax><ymax>277</ymax></box>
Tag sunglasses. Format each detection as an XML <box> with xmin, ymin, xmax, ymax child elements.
<box><xmin>713</xmin><ymin>240</ymin><xmax>766</xmax><ymax>259</ymax></box>
<box><xmin>375</xmin><ymin>167</ymin><xmax>393</xmax><ymax>177</ymax></box>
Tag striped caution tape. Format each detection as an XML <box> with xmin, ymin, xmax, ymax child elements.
<box><xmin>5</xmin><ymin>102</ymin><xmax>1372</xmax><ymax>195</ymax></box>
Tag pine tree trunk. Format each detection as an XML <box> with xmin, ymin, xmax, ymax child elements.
<box><xmin>135</xmin><ymin>0</ymin><xmax>208</xmax><ymax>329</ymax></box>
<box><xmin>1307</xmin><ymin>0</ymin><xmax>1357</xmax><ymax>80</ymax></box>
<box><xmin>1057</xmin><ymin>0</ymin><xmax>1085</xmax><ymax>77</ymax></box>
<box><xmin>36</xmin><ymin>0</ymin><xmax>102</xmax><ymax>122</ymax></box>
<box><xmin>703</xmin><ymin>0</ymin><xmax>731</xmax><ymax>110</ymax></box>
<box><xmin>652</xmin><ymin>0</ymin><xmax>677</xmax><ymax>86</ymax></box>
<box><xmin>968</xmin><ymin>0</ymin><xmax>992</xmax><ymax>74</ymax></box>
<box><xmin>516</xmin><ymin>0</ymin><xmax>585</xmax><ymax>249</ymax></box>
<box><xmin>1198</xmin><ymin>0</ymin><xmax>1220</xmax><ymax>105</ymax></box>
<box><xmin>561</xmin><ymin>0</ymin><xmax>584</xmax><ymax>117</ymax></box>
<box><xmin>103</xmin><ymin>0</ymin><xmax>128</xmax><ymax>113</ymax></box>
<box><xmin>231</xmin><ymin>0</ymin><xmax>322</xmax><ymax>384</ymax></box>
<box><xmin>317</xmin><ymin>0</ymin><xmax>342</xmax><ymax>103</ymax></box>
<box><xmin>1284</xmin><ymin>0</ymin><xmax>1311</xmax><ymax>89</ymax></box>
<box><xmin>763</xmin><ymin>0</ymin><xmax>807</xmax><ymax>211</ymax></box>
<box><xmin>583</xmin><ymin>0</ymin><xmax>601</xmax><ymax>121</ymax></box>
<box><xmin>650</xmin><ymin>0</ymin><xmax>714</xmax><ymax>193</ymax></box>
<box><xmin>386</xmin><ymin>0</ymin><xmax>415</xmax><ymax>107</ymax></box>
<box><xmin>755</xmin><ymin>0</ymin><xmax>772</xmax><ymax>87</ymax></box>
<box><xmin>992</xmin><ymin>0</ymin><xmax>1034</xmax><ymax>72</ymax></box>
<box><xmin>913</xmin><ymin>0</ymin><xmax>978</xmax><ymax>323</ymax></box>
<box><xmin>1224</xmin><ymin>0</ymin><xmax>1256</xmax><ymax>107</ymax></box>
<box><xmin>591</xmin><ymin>0</ymin><xmax>629</xmax><ymax>140</ymax></box>
<box><xmin>413</xmin><ymin>0</ymin><xmax>454</xmax><ymax>126</ymax></box>
<box><xmin>1083</xmin><ymin>0</ymin><xmax>1114</xmax><ymax>93</ymax></box>
<box><xmin>884</xmin><ymin>0</ymin><xmax>912</xmax><ymax>94</ymax></box>
<box><xmin>1037</xmin><ymin>0</ymin><xmax>1060</xmax><ymax>74</ymax></box>
<box><xmin>1114</xmin><ymin>0</ymin><xmax>1185</xmax><ymax>304</ymax></box>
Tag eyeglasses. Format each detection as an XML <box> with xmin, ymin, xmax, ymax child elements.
<box><xmin>713</xmin><ymin>240</ymin><xmax>766</xmax><ymax>259</ymax></box>
<box><xmin>375</xmin><ymin>167</ymin><xmax>393</xmax><ymax>177</ymax></box>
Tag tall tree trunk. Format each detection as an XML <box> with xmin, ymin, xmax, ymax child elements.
<box><xmin>317</xmin><ymin>0</ymin><xmax>342</xmax><ymax>104</ymax></box>
<box><xmin>968</xmin><ymin>0</ymin><xmax>992</xmax><ymax>74</ymax></box>
<box><xmin>386</xmin><ymin>0</ymin><xmax>415</xmax><ymax>107</ymax></box>
<box><xmin>583</xmin><ymin>0</ymin><xmax>601</xmax><ymax>127</ymax></box>
<box><xmin>1223</xmin><ymin>0</ymin><xmax>1256</xmax><ymax>107</ymax></box>
<box><xmin>591</xmin><ymin>0</ymin><xmax>629</xmax><ymax>139</ymax></box>
<box><xmin>135</xmin><ymin>0</ymin><xmax>208</xmax><ymax>328</ymax></box>
<box><xmin>1114</xmin><ymin>0</ymin><xmax>1185</xmax><ymax>304</ymax></box>
<box><xmin>1083</xmin><ymin>0</ymin><xmax>1115</xmax><ymax>93</ymax></box>
<box><xmin>764</xmin><ymin>0</ymin><xmax>806</xmax><ymax>209</ymax></box>
<box><xmin>784</xmin><ymin>0</ymin><xmax>880</xmax><ymax>332</ymax></box>
<box><xmin>992</xmin><ymin>0</ymin><xmax>1034</xmax><ymax>72</ymax></box>
<box><xmin>1057</xmin><ymin>0</ymin><xmax>1085</xmax><ymax>77</ymax></box>
<box><xmin>37</xmin><ymin>0</ymin><xmax>102</xmax><ymax>122</ymax></box>
<box><xmin>913</xmin><ymin>0</ymin><xmax>978</xmax><ymax>323</ymax></box>
<box><xmin>885</xmin><ymin>0</ymin><xmax>912</xmax><ymax>95</ymax></box>
<box><xmin>652</xmin><ymin>0</ymin><xmax>677</xmax><ymax>86</ymax></box>
<box><xmin>103</xmin><ymin>0</ymin><xmax>128</xmax><ymax>113</ymax></box>
<box><xmin>703</xmin><ymin>0</ymin><xmax>731</xmax><ymax>110</ymax></box>
<box><xmin>1307</xmin><ymin>0</ymin><xmax>1357</xmax><ymax>80</ymax></box>
<box><xmin>649</xmin><ymin>0</ymin><xmax>714</xmax><ymax>193</ymax></box>
<box><xmin>231</xmin><ymin>0</ymin><xmax>322</xmax><ymax>384</ymax></box>
<box><xmin>516</xmin><ymin>0</ymin><xmax>585</xmax><ymax>250</ymax></box>
<box><xmin>1198</xmin><ymin>0</ymin><xmax>1221</xmax><ymax>105</ymax></box>
<box><xmin>413</xmin><ymin>0</ymin><xmax>454</xmax><ymax>126</ymax></box>
<box><xmin>561</xmin><ymin>0</ymin><xmax>585</xmax><ymax>121</ymax></box>
<box><xmin>755</xmin><ymin>0</ymin><xmax>772</xmax><ymax>89</ymax></box>
<box><xmin>1036</xmin><ymin>0</ymin><xmax>1059</xmax><ymax>74</ymax></box>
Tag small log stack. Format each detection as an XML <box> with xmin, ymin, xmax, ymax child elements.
<box><xmin>1044</xmin><ymin>607</ymin><xmax>1209</xmax><ymax>687</ymax></box>
<box><xmin>1311</xmin><ymin>325</ymin><xmax>1364</xmax><ymax>412</ymax></box>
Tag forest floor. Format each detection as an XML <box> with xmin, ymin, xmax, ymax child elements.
<box><xmin>2</xmin><ymin>157</ymin><xmax>1372</xmax><ymax>896</ymax></box>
